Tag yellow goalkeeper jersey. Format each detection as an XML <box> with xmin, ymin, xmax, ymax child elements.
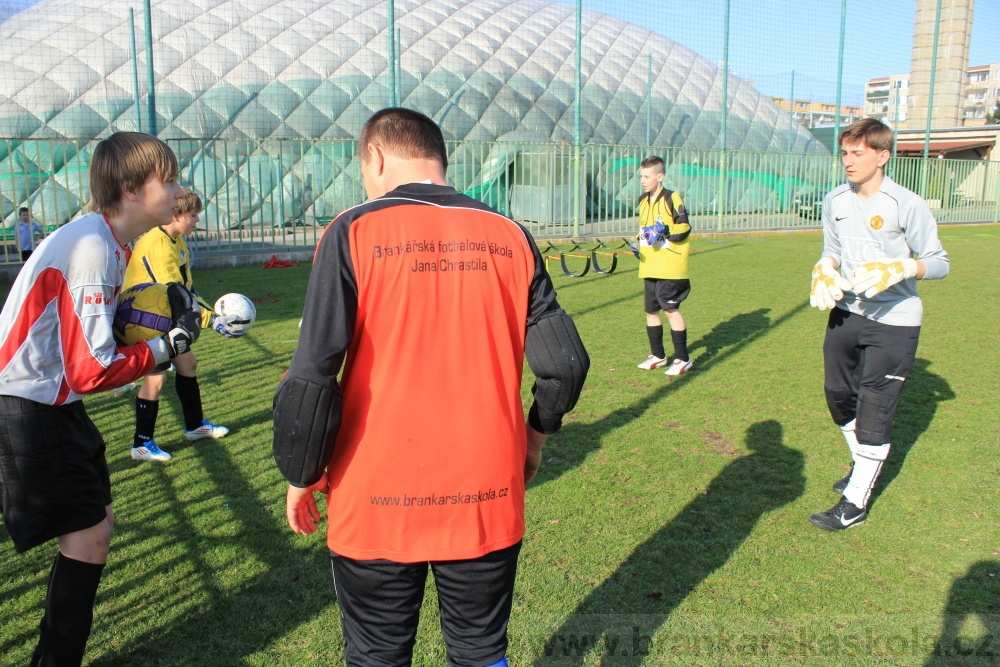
<box><xmin>124</xmin><ymin>227</ymin><xmax>213</xmax><ymax>328</ymax></box>
<box><xmin>637</xmin><ymin>188</ymin><xmax>691</xmax><ymax>280</ymax></box>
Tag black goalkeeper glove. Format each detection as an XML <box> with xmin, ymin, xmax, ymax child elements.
<box><xmin>166</xmin><ymin>282</ymin><xmax>198</xmax><ymax>318</ymax></box>
<box><xmin>165</xmin><ymin>282</ymin><xmax>201</xmax><ymax>356</ymax></box>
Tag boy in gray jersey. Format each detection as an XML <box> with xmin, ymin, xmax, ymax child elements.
<box><xmin>807</xmin><ymin>118</ymin><xmax>948</xmax><ymax>531</ymax></box>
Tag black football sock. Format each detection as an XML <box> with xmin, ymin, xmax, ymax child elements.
<box><xmin>646</xmin><ymin>325</ymin><xmax>665</xmax><ymax>359</ymax></box>
<box><xmin>133</xmin><ymin>398</ymin><xmax>159</xmax><ymax>446</ymax></box>
<box><xmin>670</xmin><ymin>328</ymin><xmax>689</xmax><ymax>362</ymax></box>
<box><xmin>175</xmin><ymin>373</ymin><xmax>204</xmax><ymax>431</ymax></box>
<box><xmin>30</xmin><ymin>552</ymin><xmax>105</xmax><ymax>667</ymax></box>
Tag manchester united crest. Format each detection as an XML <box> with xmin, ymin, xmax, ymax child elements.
<box><xmin>870</xmin><ymin>215</ymin><xmax>884</xmax><ymax>231</ymax></box>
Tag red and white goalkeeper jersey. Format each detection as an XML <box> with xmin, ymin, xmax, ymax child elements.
<box><xmin>0</xmin><ymin>212</ymin><xmax>163</xmax><ymax>405</ymax></box>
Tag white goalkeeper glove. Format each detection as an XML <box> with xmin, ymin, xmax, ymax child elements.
<box><xmin>210</xmin><ymin>314</ymin><xmax>239</xmax><ymax>338</ymax></box>
<box><xmin>810</xmin><ymin>256</ymin><xmax>852</xmax><ymax>311</ymax></box>
<box><xmin>850</xmin><ymin>257</ymin><xmax>918</xmax><ymax>298</ymax></box>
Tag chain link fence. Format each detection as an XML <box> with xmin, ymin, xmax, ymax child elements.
<box><xmin>2</xmin><ymin>135</ymin><xmax>997</xmax><ymax>264</ymax></box>
<box><xmin>1</xmin><ymin>0</ymin><xmax>998</xmax><ymax>263</ymax></box>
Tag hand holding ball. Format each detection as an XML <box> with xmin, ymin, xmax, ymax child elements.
<box><xmin>212</xmin><ymin>293</ymin><xmax>256</xmax><ymax>338</ymax></box>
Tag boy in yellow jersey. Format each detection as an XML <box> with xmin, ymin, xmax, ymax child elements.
<box><xmin>123</xmin><ymin>191</ymin><xmax>229</xmax><ymax>461</ymax></box>
<box><xmin>635</xmin><ymin>155</ymin><xmax>693</xmax><ymax>375</ymax></box>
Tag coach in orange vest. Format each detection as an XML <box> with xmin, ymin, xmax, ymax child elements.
<box><xmin>272</xmin><ymin>108</ymin><xmax>589</xmax><ymax>667</ymax></box>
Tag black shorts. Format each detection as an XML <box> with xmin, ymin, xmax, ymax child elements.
<box><xmin>0</xmin><ymin>396</ymin><xmax>111</xmax><ymax>553</ymax></box>
<box><xmin>823</xmin><ymin>308</ymin><xmax>920</xmax><ymax>445</ymax></box>
<box><xmin>644</xmin><ymin>278</ymin><xmax>691</xmax><ymax>313</ymax></box>
<box><xmin>330</xmin><ymin>541</ymin><xmax>521</xmax><ymax>667</ymax></box>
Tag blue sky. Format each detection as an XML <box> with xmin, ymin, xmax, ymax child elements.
<box><xmin>3</xmin><ymin>0</ymin><xmax>998</xmax><ymax>107</ymax></box>
<box><xmin>0</xmin><ymin>0</ymin><xmax>35</xmax><ymax>21</ymax></box>
<box><xmin>587</xmin><ymin>0</ymin><xmax>1000</xmax><ymax>106</ymax></box>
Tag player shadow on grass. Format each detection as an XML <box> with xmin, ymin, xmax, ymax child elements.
<box><xmin>924</xmin><ymin>560</ymin><xmax>1000</xmax><ymax>666</ymax></box>
<box><xmin>686</xmin><ymin>308</ymin><xmax>772</xmax><ymax>364</ymax></box>
<box><xmin>0</xmin><ymin>365</ymin><xmax>293</xmax><ymax>663</ymax></box>
<box><xmin>569</xmin><ymin>289</ymin><xmax>643</xmax><ymax>319</ymax></box>
<box><xmin>0</xmin><ymin>412</ymin><xmax>316</xmax><ymax>666</ymax></box>
<box><xmin>867</xmin><ymin>358</ymin><xmax>954</xmax><ymax>508</ymax></box>
<box><xmin>534</xmin><ymin>306</ymin><xmax>794</xmax><ymax>487</ymax></box>
<box><xmin>533</xmin><ymin>420</ymin><xmax>806</xmax><ymax>666</ymax></box>
<box><xmin>83</xmin><ymin>421</ymin><xmax>337</xmax><ymax>665</ymax></box>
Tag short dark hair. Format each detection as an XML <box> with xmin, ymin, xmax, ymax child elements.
<box><xmin>19</xmin><ymin>207</ymin><xmax>28</xmax><ymax>214</ymax></box>
<box><xmin>358</xmin><ymin>108</ymin><xmax>448</xmax><ymax>170</ymax></box>
<box><xmin>839</xmin><ymin>118</ymin><xmax>893</xmax><ymax>153</ymax></box>
<box><xmin>89</xmin><ymin>132</ymin><xmax>178</xmax><ymax>216</ymax></box>
<box><xmin>175</xmin><ymin>190</ymin><xmax>202</xmax><ymax>216</ymax></box>
<box><xmin>640</xmin><ymin>155</ymin><xmax>665</xmax><ymax>173</ymax></box>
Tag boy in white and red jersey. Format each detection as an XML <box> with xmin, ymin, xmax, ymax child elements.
<box><xmin>0</xmin><ymin>132</ymin><xmax>199</xmax><ymax>665</ymax></box>
<box><xmin>273</xmin><ymin>109</ymin><xmax>589</xmax><ymax>667</ymax></box>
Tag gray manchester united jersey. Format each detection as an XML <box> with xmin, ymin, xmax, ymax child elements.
<box><xmin>821</xmin><ymin>177</ymin><xmax>949</xmax><ymax>327</ymax></box>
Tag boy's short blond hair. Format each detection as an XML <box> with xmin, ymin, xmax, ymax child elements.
<box><xmin>175</xmin><ymin>190</ymin><xmax>203</xmax><ymax>216</ymax></box>
<box><xmin>838</xmin><ymin>118</ymin><xmax>894</xmax><ymax>153</ymax></box>
<box><xmin>88</xmin><ymin>132</ymin><xmax>178</xmax><ymax>217</ymax></box>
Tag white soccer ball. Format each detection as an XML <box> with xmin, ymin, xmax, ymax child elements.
<box><xmin>213</xmin><ymin>293</ymin><xmax>256</xmax><ymax>337</ymax></box>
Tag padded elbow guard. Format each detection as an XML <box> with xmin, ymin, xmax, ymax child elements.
<box><xmin>667</xmin><ymin>228</ymin><xmax>691</xmax><ymax>243</ymax></box>
<box><xmin>273</xmin><ymin>377</ymin><xmax>342</xmax><ymax>487</ymax></box>
<box><xmin>525</xmin><ymin>310</ymin><xmax>590</xmax><ymax>434</ymax></box>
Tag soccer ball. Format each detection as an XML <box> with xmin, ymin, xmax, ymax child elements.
<box><xmin>114</xmin><ymin>283</ymin><xmax>173</xmax><ymax>346</ymax></box>
<box><xmin>213</xmin><ymin>293</ymin><xmax>256</xmax><ymax>337</ymax></box>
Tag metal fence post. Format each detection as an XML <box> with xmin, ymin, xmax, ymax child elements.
<box><xmin>892</xmin><ymin>89</ymin><xmax>900</xmax><ymax>160</ymax></box>
<box><xmin>573</xmin><ymin>0</ymin><xmax>582</xmax><ymax>237</ymax></box>
<box><xmin>646</xmin><ymin>53</ymin><xmax>653</xmax><ymax>149</ymax></box>
<box><xmin>129</xmin><ymin>8</ymin><xmax>141</xmax><ymax>133</ymax></box>
<box><xmin>920</xmin><ymin>0</ymin><xmax>944</xmax><ymax>198</ymax></box>
<box><xmin>143</xmin><ymin>0</ymin><xmax>156</xmax><ymax>136</ymax></box>
<box><xmin>717</xmin><ymin>0</ymin><xmax>730</xmax><ymax>232</ymax></box>
<box><xmin>829</xmin><ymin>0</ymin><xmax>847</xmax><ymax>192</ymax></box>
<box><xmin>832</xmin><ymin>0</ymin><xmax>846</xmax><ymax>150</ymax></box>
<box><xmin>992</xmin><ymin>162</ymin><xmax>1000</xmax><ymax>224</ymax></box>
<box><xmin>396</xmin><ymin>26</ymin><xmax>402</xmax><ymax>103</ymax></box>
<box><xmin>388</xmin><ymin>0</ymin><xmax>397</xmax><ymax>107</ymax></box>
<box><xmin>784</xmin><ymin>71</ymin><xmax>795</xmax><ymax>214</ymax></box>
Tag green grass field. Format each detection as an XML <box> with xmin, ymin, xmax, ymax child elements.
<box><xmin>1</xmin><ymin>225</ymin><xmax>998</xmax><ymax>666</ymax></box>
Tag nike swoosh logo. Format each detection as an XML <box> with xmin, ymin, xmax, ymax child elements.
<box><xmin>835</xmin><ymin>216</ymin><xmax>848</xmax><ymax>221</ymax></box>
<box><xmin>839</xmin><ymin>513</ymin><xmax>863</xmax><ymax>526</ymax></box>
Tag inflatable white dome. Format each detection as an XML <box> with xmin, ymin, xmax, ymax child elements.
<box><xmin>0</xmin><ymin>0</ymin><xmax>826</xmax><ymax>229</ymax></box>
<box><xmin>0</xmin><ymin>0</ymin><xmax>822</xmax><ymax>151</ymax></box>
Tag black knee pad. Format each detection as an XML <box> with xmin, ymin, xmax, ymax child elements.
<box><xmin>855</xmin><ymin>388</ymin><xmax>897</xmax><ymax>445</ymax></box>
<box><xmin>824</xmin><ymin>385</ymin><xmax>855</xmax><ymax>426</ymax></box>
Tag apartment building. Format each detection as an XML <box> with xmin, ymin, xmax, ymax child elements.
<box><xmin>770</xmin><ymin>98</ymin><xmax>862</xmax><ymax>129</ymax></box>
<box><xmin>963</xmin><ymin>64</ymin><xmax>1000</xmax><ymax>125</ymax></box>
<box><xmin>864</xmin><ymin>74</ymin><xmax>910</xmax><ymax>126</ymax></box>
<box><xmin>865</xmin><ymin>63</ymin><xmax>1000</xmax><ymax>129</ymax></box>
